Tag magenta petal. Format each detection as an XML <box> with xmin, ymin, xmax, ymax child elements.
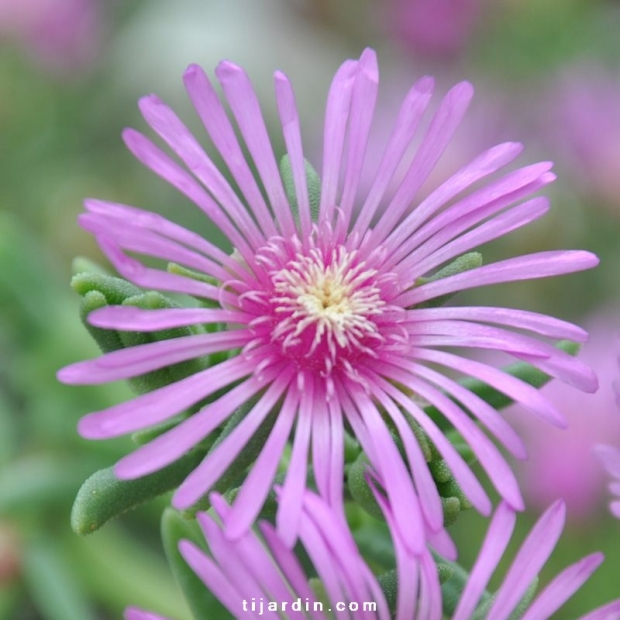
<box><xmin>487</xmin><ymin>500</ymin><xmax>566</xmax><ymax>618</ymax></box>
<box><xmin>400</xmin><ymin>250</ymin><xmax>599</xmax><ymax>307</ymax></box>
<box><xmin>123</xmin><ymin>608</ymin><xmax>171</xmax><ymax>620</ymax></box>
<box><xmin>215</xmin><ymin>61</ymin><xmax>294</xmax><ymax>238</ymax></box>
<box><xmin>520</xmin><ymin>553</ymin><xmax>603</xmax><ymax>620</ymax></box>
<box><xmin>453</xmin><ymin>501</ymin><xmax>516</xmax><ymax>620</ymax></box>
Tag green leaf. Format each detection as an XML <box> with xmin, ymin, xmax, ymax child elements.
<box><xmin>22</xmin><ymin>539</ymin><xmax>98</xmax><ymax>620</ymax></box>
<box><xmin>347</xmin><ymin>454</ymin><xmax>384</xmax><ymax>521</ymax></box>
<box><xmin>414</xmin><ymin>252</ymin><xmax>483</xmax><ymax>309</ymax></box>
<box><xmin>279</xmin><ymin>155</ymin><xmax>321</xmax><ymax>223</ymax></box>
<box><xmin>161</xmin><ymin>508</ymin><xmax>232</xmax><ymax>620</ymax></box>
<box><xmin>71</xmin><ymin>448</ymin><xmax>206</xmax><ymax>535</ymax></box>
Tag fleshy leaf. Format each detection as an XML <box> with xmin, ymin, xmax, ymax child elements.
<box><xmin>71</xmin><ymin>449</ymin><xmax>206</xmax><ymax>535</ymax></box>
<box><xmin>161</xmin><ymin>508</ymin><xmax>232</xmax><ymax>620</ymax></box>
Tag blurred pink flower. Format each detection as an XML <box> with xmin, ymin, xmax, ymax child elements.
<box><xmin>546</xmin><ymin>67</ymin><xmax>620</xmax><ymax>212</ymax></box>
<box><xmin>506</xmin><ymin>309</ymin><xmax>620</xmax><ymax>520</ymax></box>
<box><xmin>384</xmin><ymin>0</ymin><xmax>480</xmax><ymax>58</ymax></box>
<box><xmin>594</xmin><ymin>445</ymin><xmax>620</xmax><ymax>519</ymax></box>
<box><xmin>0</xmin><ymin>0</ymin><xmax>105</xmax><ymax>74</ymax></box>
<box><xmin>125</xmin><ymin>494</ymin><xmax>620</xmax><ymax>619</ymax></box>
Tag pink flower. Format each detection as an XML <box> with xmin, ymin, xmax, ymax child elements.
<box><xmin>453</xmin><ymin>500</ymin><xmax>620</xmax><ymax>620</ymax></box>
<box><xmin>504</xmin><ymin>311</ymin><xmax>620</xmax><ymax>520</ymax></box>
<box><xmin>59</xmin><ymin>49</ymin><xmax>597</xmax><ymax>546</ymax></box>
<box><xmin>384</xmin><ymin>0</ymin><xmax>480</xmax><ymax>58</ymax></box>
<box><xmin>594</xmin><ymin>444</ymin><xmax>620</xmax><ymax>519</ymax></box>
<box><xmin>0</xmin><ymin>0</ymin><xmax>104</xmax><ymax>75</ymax></box>
<box><xmin>545</xmin><ymin>67</ymin><xmax>620</xmax><ymax>213</ymax></box>
<box><xmin>126</xmin><ymin>492</ymin><xmax>619</xmax><ymax>620</ymax></box>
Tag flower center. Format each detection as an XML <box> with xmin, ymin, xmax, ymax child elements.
<box><xmin>270</xmin><ymin>246</ymin><xmax>385</xmax><ymax>370</ymax></box>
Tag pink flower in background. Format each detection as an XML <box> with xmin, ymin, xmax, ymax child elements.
<box><xmin>59</xmin><ymin>48</ymin><xmax>598</xmax><ymax>548</ymax></box>
<box><xmin>385</xmin><ymin>0</ymin><xmax>480</xmax><ymax>58</ymax></box>
<box><xmin>505</xmin><ymin>310</ymin><xmax>620</xmax><ymax>520</ymax></box>
<box><xmin>126</xmin><ymin>486</ymin><xmax>442</xmax><ymax>620</ymax></box>
<box><xmin>546</xmin><ymin>68</ymin><xmax>620</xmax><ymax>212</ymax></box>
<box><xmin>594</xmin><ymin>445</ymin><xmax>620</xmax><ymax>519</ymax></box>
<box><xmin>0</xmin><ymin>0</ymin><xmax>104</xmax><ymax>74</ymax></box>
<box><xmin>127</xmin><ymin>494</ymin><xmax>620</xmax><ymax>620</ymax></box>
<box><xmin>453</xmin><ymin>500</ymin><xmax>620</xmax><ymax>620</ymax></box>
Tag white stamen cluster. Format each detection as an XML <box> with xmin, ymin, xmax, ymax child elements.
<box><xmin>271</xmin><ymin>246</ymin><xmax>385</xmax><ymax>365</ymax></box>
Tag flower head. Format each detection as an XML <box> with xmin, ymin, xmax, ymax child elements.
<box><xmin>59</xmin><ymin>49</ymin><xmax>598</xmax><ymax>547</ymax></box>
<box><xmin>128</xmin><ymin>485</ymin><xmax>441</xmax><ymax>620</ymax></box>
<box><xmin>125</xmin><ymin>491</ymin><xmax>620</xmax><ymax>620</ymax></box>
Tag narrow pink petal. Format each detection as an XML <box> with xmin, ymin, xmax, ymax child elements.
<box><xmin>292</xmin><ymin>501</ymin><xmax>349</xmax><ymax>617</ymax></box>
<box><xmin>399</xmin><ymin>250</ymin><xmax>599</xmax><ymax>307</ymax></box>
<box><xmin>115</xmin><ymin>369</ymin><xmax>277</xmax><ymax>479</ymax></box>
<box><xmin>95</xmin><ymin>236</ymin><xmax>236</xmax><ymax>305</ymax></box>
<box><xmin>412</xmin><ymin>347</ymin><xmax>567</xmax><ymax>427</ymax></box>
<box><xmin>122</xmin><ymin>128</ymin><xmax>254</xmax><ymax>261</ymax></box>
<box><xmin>521</xmin><ymin>553</ymin><xmax>603</xmax><ymax>620</ymax></box>
<box><xmin>80</xmin><ymin>212</ymin><xmax>231</xmax><ymax>283</ymax></box>
<box><xmin>400</xmin><ymin>361</ymin><xmax>524</xmax><ymax>509</ymax></box>
<box><xmin>277</xmin><ymin>375</ymin><xmax>314</xmax><ymax>547</ymax></box>
<box><xmin>259</xmin><ymin>523</ymin><xmax>326</xmax><ymax>620</ymax></box>
<box><xmin>409</xmin><ymin>320</ymin><xmax>553</xmax><ymax>358</ymax></box>
<box><xmin>372</xmin><ymin>387</ymin><xmax>444</xmax><ymax>531</ymax></box>
<box><xmin>183</xmin><ymin>64</ymin><xmax>277</xmax><ymax>240</ymax></box>
<box><xmin>352</xmin><ymin>75</ymin><xmax>434</xmax><ymax>239</ymax></box>
<box><xmin>386</xmin><ymin>159</ymin><xmax>550</xmax><ymax>269</ymax></box>
<box><xmin>215</xmin><ymin>61</ymin><xmax>295</xmax><ymax>238</ymax></box>
<box><xmin>311</xmin><ymin>380</ymin><xmax>333</xmax><ymax>507</ymax></box>
<box><xmin>339</xmin><ymin>49</ymin><xmax>379</xmax><ymax>227</ymax></box>
<box><xmin>426</xmin><ymin>527</ymin><xmax>457</xmax><ymax>561</ymax></box>
<box><xmin>417</xmin><ymin>551</ymin><xmax>444</xmax><ymax>620</ymax></box>
<box><xmin>347</xmin><ymin>384</ymin><xmax>426</xmax><ymax>554</ymax></box>
<box><xmin>578</xmin><ymin>600</ymin><xmax>620</xmax><ymax>620</ymax></box>
<box><xmin>370</xmin><ymin>488</ymin><xmax>419</xmax><ymax>619</ymax></box>
<box><xmin>76</xmin><ymin>355</ymin><xmax>256</xmax><ymax>438</ymax></box>
<box><xmin>408</xmin><ymin>197</ymin><xmax>550</xmax><ymax>279</ymax></box>
<box><xmin>319</xmin><ymin>59</ymin><xmax>357</xmax><ymax>222</ymax></box>
<box><xmin>223</xmin><ymin>378</ymin><xmax>298</xmax><ymax>539</ymax></box>
<box><xmin>169</xmin><ymin>367</ymin><xmax>288</xmax><ymax>509</ymax></box>
<box><xmin>84</xmin><ymin>198</ymin><xmax>232</xmax><ymax>266</ymax></box>
<box><xmin>411</xmin><ymin>359</ymin><xmax>526</xmax><ymax>459</ymax></box>
<box><xmin>88</xmin><ymin>306</ymin><xmax>251</xmax><ymax>331</ymax></box>
<box><xmin>372</xmin><ymin>81</ymin><xmax>474</xmax><ymax>245</ymax></box>
<box><xmin>274</xmin><ymin>71</ymin><xmax>311</xmax><ymax>238</ymax></box>
<box><xmin>124</xmin><ymin>608</ymin><xmax>170</xmax><ymax>620</ymax></box>
<box><xmin>184</xmin><ymin>521</ymin><xmax>267</xmax><ymax>613</ymax></box>
<box><xmin>137</xmin><ymin>95</ymin><xmax>265</xmax><ymax>249</ymax></box>
<box><xmin>410</xmin><ymin>319</ymin><xmax>597</xmax><ymax>392</ymax></box>
<box><xmin>370</xmin><ymin>372</ymin><xmax>491</xmax><ymax>515</ymax></box>
<box><xmin>407</xmin><ymin>306</ymin><xmax>589</xmax><ymax>342</ymax></box>
<box><xmin>301</xmin><ymin>491</ymin><xmax>388</xmax><ymax>619</ymax></box>
<box><xmin>213</xmin><ymin>510</ymin><xmax>299</xmax><ymax>609</ymax></box>
<box><xmin>487</xmin><ymin>500</ymin><xmax>566</xmax><ymax>619</ymax></box>
<box><xmin>59</xmin><ymin>330</ymin><xmax>250</xmax><ymax>384</ymax></box>
<box><xmin>325</xmin><ymin>395</ymin><xmax>345</xmax><ymax>512</ymax></box>
<box><xmin>453</xmin><ymin>502</ymin><xmax>516</xmax><ymax>620</ymax></box>
<box><xmin>178</xmin><ymin>540</ymin><xmax>259</xmax><ymax>619</ymax></box>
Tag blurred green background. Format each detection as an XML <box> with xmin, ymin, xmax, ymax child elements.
<box><xmin>1</xmin><ymin>0</ymin><xmax>619</xmax><ymax>618</ymax></box>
